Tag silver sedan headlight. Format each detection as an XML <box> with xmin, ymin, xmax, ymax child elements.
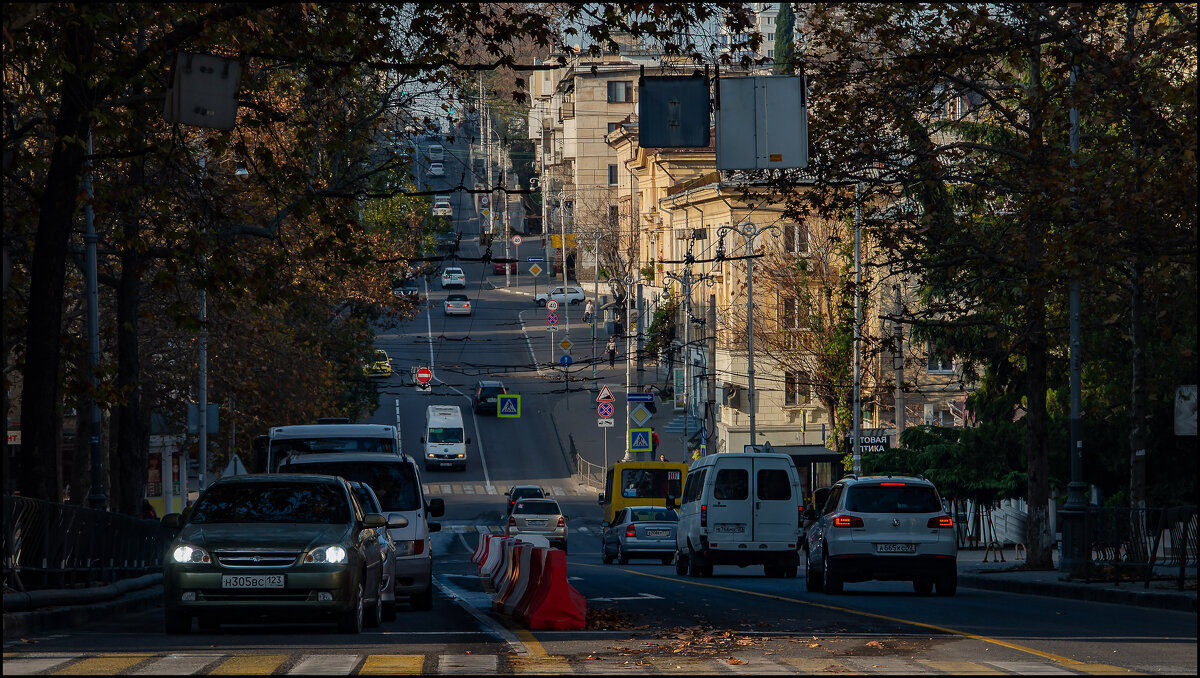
<box><xmin>171</xmin><ymin>544</ymin><xmax>212</xmax><ymax>564</ymax></box>
<box><xmin>304</xmin><ymin>544</ymin><xmax>348</xmax><ymax>564</ymax></box>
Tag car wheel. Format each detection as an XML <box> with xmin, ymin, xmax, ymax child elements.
<box><xmin>913</xmin><ymin>578</ymin><xmax>934</xmax><ymax>595</ymax></box>
<box><xmin>936</xmin><ymin>572</ymin><xmax>957</xmax><ymax>597</ymax></box>
<box><xmin>601</xmin><ymin>539</ymin><xmax>614</xmax><ymax>564</ymax></box>
<box><xmin>822</xmin><ymin>549</ymin><xmax>843</xmax><ymax>594</ymax></box>
<box><xmin>617</xmin><ymin>544</ymin><xmax>629</xmax><ymax>565</ymax></box>
<box><xmin>382</xmin><ymin>600</ymin><xmax>397</xmax><ymax>622</ymax></box>
<box><xmin>164</xmin><ymin>611</ymin><xmax>191</xmax><ymax>635</ymax></box>
<box><xmin>537</xmin><ymin>299</ymin><xmax>546</xmax><ymax>307</ymax></box>
<box><xmin>411</xmin><ymin>586</ymin><xmax>434</xmax><ymax>610</ymax></box>
<box><xmin>686</xmin><ymin>545</ymin><xmax>705</xmax><ymax>577</ymax></box>
<box><xmin>366</xmin><ymin>580</ymin><xmax>384</xmax><ymax>628</ymax></box>
<box><xmin>338</xmin><ymin>582</ymin><xmax>364</xmax><ymax>634</ymax></box>
<box><xmin>675</xmin><ymin>550</ymin><xmax>688</xmax><ymax>576</ymax></box>
<box><xmin>805</xmin><ymin>549</ymin><xmax>823</xmax><ymax>592</ymax></box>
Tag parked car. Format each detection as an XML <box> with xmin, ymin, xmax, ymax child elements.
<box><xmin>473</xmin><ymin>380</ymin><xmax>508</xmax><ymax>414</ymax></box>
<box><xmin>504</xmin><ymin>484</ymin><xmax>547</xmax><ymax>515</ymax></box>
<box><xmin>507</xmin><ymin>498</ymin><xmax>568</xmax><ymax>551</ymax></box>
<box><xmin>432</xmin><ymin>195</ymin><xmax>452</xmax><ymax>216</ymax></box>
<box><xmin>161</xmin><ymin>474</ymin><xmax>386</xmax><ymax>634</ymax></box>
<box><xmin>804</xmin><ymin>475</ymin><xmax>957</xmax><ymax>596</ymax></box>
<box><xmin>440</xmin><ymin>267</ymin><xmax>466</xmax><ymax>288</ymax></box>
<box><xmin>428</xmin><ymin>161</ymin><xmax>444</xmax><ymax>177</ymax></box>
<box><xmin>362</xmin><ymin>349</ymin><xmax>392</xmax><ymax>379</ymax></box>
<box><xmin>602</xmin><ymin>506</ymin><xmax>679</xmax><ymax>565</ymax></box>
<box><xmin>392</xmin><ymin>283</ymin><xmax>421</xmax><ymax>299</ymax></box>
<box><xmin>534</xmin><ymin>285</ymin><xmax>586</xmax><ymax>306</ymax></box>
<box><xmin>443</xmin><ymin>293</ymin><xmax>472</xmax><ymax>316</ymax></box>
<box><xmin>492</xmin><ymin>260</ymin><xmax>517</xmax><ymax>274</ymax></box>
<box><xmin>348</xmin><ymin>481</ymin><xmax>397</xmax><ymax>621</ymax></box>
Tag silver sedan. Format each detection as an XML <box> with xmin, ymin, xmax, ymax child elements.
<box><xmin>444</xmin><ymin>294</ymin><xmax>472</xmax><ymax>316</ymax></box>
<box><xmin>601</xmin><ymin>506</ymin><xmax>679</xmax><ymax>565</ymax></box>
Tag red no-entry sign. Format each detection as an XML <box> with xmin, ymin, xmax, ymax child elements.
<box><xmin>415</xmin><ymin>367</ymin><xmax>433</xmax><ymax>385</ymax></box>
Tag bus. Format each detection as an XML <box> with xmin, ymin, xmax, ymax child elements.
<box><xmin>428</xmin><ymin>143</ymin><xmax>444</xmax><ymax>162</ymax></box>
<box><xmin>597</xmin><ymin>460</ymin><xmax>688</xmax><ymax>525</ymax></box>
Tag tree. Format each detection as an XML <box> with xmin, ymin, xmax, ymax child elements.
<box><xmin>773</xmin><ymin>3</ymin><xmax>795</xmax><ymax>75</ymax></box>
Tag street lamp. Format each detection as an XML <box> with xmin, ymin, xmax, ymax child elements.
<box><xmin>662</xmin><ymin>243</ymin><xmax>716</xmax><ymax>456</ymax></box>
<box><xmin>716</xmin><ymin>221</ymin><xmax>779</xmax><ymax>448</ymax></box>
<box><xmin>609</xmin><ymin>270</ymin><xmax>652</xmax><ymax>462</ymax></box>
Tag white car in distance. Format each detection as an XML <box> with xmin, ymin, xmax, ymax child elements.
<box><xmin>432</xmin><ymin>195</ymin><xmax>452</xmax><ymax>216</ymax></box>
<box><xmin>534</xmin><ymin>285</ymin><xmax>586</xmax><ymax>307</ymax></box>
<box><xmin>429</xmin><ymin>162</ymin><xmax>445</xmax><ymax>177</ymax></box>
<box><xmin>440</xmin><ymin>267</ymin><xmax>466</xmax><ymax>289</ymax></box>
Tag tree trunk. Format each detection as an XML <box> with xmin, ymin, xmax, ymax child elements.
<box><xmin>19</xmin><ymin>22</ymin><xmax>94</xmax><ymax>502</ymax></box>
<box><xmin>1128</xmin><ymin>260</ymin><xmax>1147</xmax><ymax>511</ymax></box>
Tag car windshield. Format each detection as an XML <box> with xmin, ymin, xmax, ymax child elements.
<box><xmin>845</xmin><ymin>485</ymin><xmax>942</xmax><ymax>514</ymax></box>
<box><xmin>371</xmin><ymin>351</ymin><xmax>387</xmax><ymax>362</ymax></box>
<box><xmin>479</xmin><ymin>387</ymin><xmax>504</xmax><ymax>397</ymax></box>
<box><xmin>629</xmin><ymin>508</ymin><xmax>678</xmax><ymax>522</ymax></box>
<box><xmin>428</xmin><ymin>427</ymin><xmax>463</xmax><ymax>444</ymax></box>
<box><xmin>515</xmin><ymin>501</ymin><xmax>560</xmax><ymax>515</ymax></box>
<box><xmin>279</xmin><ymin>460</ymin><xmax>421</xmax><ymax>511</ymax></box>
<box><xmin>272</xmin><ymin>436</ymin><xmax>395</xmax><ymax>460</ymax></box>
<box><xmin>511</xmin><ymin>488</ymin><xmax>543</xmax><ymax>499</ymax></box>
<box><xmin>448</xmin><ymin>295</ymin><xmax>468</xmax><ymax>301</ymax></box>
<box><xmin>189</xmin><ymin>482</ymin><xmax>349</xmax><ymax>524</ymax></box>
<box><xmin>620</xmin><ymin>469</ymin><xmax>683</xmax><ymax>499</ymax></box>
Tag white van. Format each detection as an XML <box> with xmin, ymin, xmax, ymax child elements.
<box><xmin>422</xmin><ymin>405</ymin><xmax>470</xmax><ymax>472</ymax></box>
<box><xmin>675</xmin><ymin>452</ymin><xmax>802</xmax><ymax>578</ymax></box>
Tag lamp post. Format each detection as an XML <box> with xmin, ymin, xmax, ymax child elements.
<box><xmin>717</xmin><ymin>221</ymin><xmax>779</xmax><ymax>448</ymax></box>
<box><xmin>662</xmin><ymin>243</ymin><xmax>716</xmax><ymax>456</ymax></box>
<box><xmin>610</xmin><ymin>270</ymin><xmax>651</xmax><ymax>462</ymax></box>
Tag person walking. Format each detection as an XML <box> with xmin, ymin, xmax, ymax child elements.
<box><xmin>691</xmin><ymin>447</ymin><xmax>704</xmax><ymax>461</ymax></box>
<box><xmin>606</xmin><ymin>337</ymin><xmax>617</xmax><ymax>367</ymax></box>
<box><xmin>583</xmin><ymin>298</ymin><xmax>594</xmax><ymax>324</ymax></box>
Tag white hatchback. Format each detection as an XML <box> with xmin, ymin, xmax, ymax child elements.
<box><xmin>534</xmin><ymin>285</ymin><xmax>586</xmax><ymax>307</ymax></box>
<box><xmin>440</xmin><ymin>267</ymin><xmax>465</xmax><ymax>288</ymax></box>
<box><xmin>804</xmin><ymin>475</ymin><xmax>957</xmax><ymax>596</ymax></box>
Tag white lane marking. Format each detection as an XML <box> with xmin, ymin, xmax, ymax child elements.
<box><xmin>131</xmin><ymin>653</ymin><xmax>225</xmax><ymax>675</ymax></box>
<box><xmin>587</xmin><ymin>592</ymin><xmax>664</xmax><ymax>602</ymax></box>
<box><xmin>985</xmin><ymin>662</ymin><xmax>1076</xmax><ymax>675</ymax></box>
<box><xmin>2</xmin><ymin>654</ymin><xmax>82</xmax><ymax>675</ymax></box>
<box><xmin>288</xmin><ymin>654</ymin><xmax>362</xmax><ymax>674</ymax></box>
<box><xmin>438</xmin><ymin>654</ymin><xmax>498</xmax><ymax>675</ymax></box>
<box><xmin>434</xmin><ymin>576</ymin><xmax>530</xmax><ymax>657</ymax></box>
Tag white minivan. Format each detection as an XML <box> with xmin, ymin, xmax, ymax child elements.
<box><xmin>422</xmin><ymin>405</ymin><xmax>470</xmax><ymax>472</ymax></box>
<box><xmin>674</xmin><ymin>452</ymin><xmax>803</xmax><ymax>578</ymax></box>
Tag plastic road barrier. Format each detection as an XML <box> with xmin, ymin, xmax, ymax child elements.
<box><xmin>516</xmin><ymin>549</ymin><xmax>586</xmax><ymax>630</ymax></box>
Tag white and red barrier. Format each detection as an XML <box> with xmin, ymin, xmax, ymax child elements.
<box><xmin>501</xmin><ymin>544</ymin><xmax>539</xmax><ymax>616</ymax></box>
<box><xmin>492</xmin><ymin>543</ymin><xmax>529</xmax><ymax>612</ymax></box>
<box><xmin>480</xmin><ymin>535</ymin><xmax>511</xmax><ymax>580</ymax></box>
<box><xmin>511</xmin><ymin>548</ymin><xmax>585</xmax><ymax>630</ymax></box>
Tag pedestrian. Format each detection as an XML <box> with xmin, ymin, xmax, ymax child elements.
<box><xmin>583</xmin><ymin>298</ymin><xmax>594</xmax><ymax>324</ymax></box>
<box><xmin>691</xmin><ymin>447</ymin><xmax>703</xmax><ymax>461</ymax></box>
<box><xmin>658</xmin><ymin>454</ymin><xmax>667</xmax><ymax>462</ymax></box>
<box><xmin>651</xmin><ymin>428</ymin><xmax>660</xmax><ymax>453</ymax></box>
<box><xmin>606</xmin><ymin>337</ymin><xmax>617</xmax><ymax>367</ymax></box>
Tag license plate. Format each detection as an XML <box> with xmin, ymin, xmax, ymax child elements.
<box><xmin>714</xmin><ymin>524</ymin><xmax>745</xmax><ymax>533</ymax></box>
<box><xmin>876</xmin><ymin>543</ymin><xmax>916</xmax><ymax>554</ymax></box>
<box><xmin>222</xmin><ymin>574</ymin><xmax>285</xmax><ymax>588</ymax></box>
<box><xmin>645</xmin><ymin>529</ymin><xmax>669</xmax><ymax>537</ymax></box>
<box><xmin>527</xmin><ymin>520</ymin><xmax>548</xmax><ymax>526</ymax></box>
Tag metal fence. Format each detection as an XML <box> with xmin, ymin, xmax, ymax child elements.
<box><xmin>1083</xmin><ymin>505</ymin><xmax>1197</xmax><ymax>590</ymax></box>
<box><xmin>568</xmin><ymin>433</ymin><xmax>605</xmax><ymax>490</ymax></box>
<box><xmin>2</xmin><ymin>495</ymin><xmax>173</xmax><ymax>592</ymax></box>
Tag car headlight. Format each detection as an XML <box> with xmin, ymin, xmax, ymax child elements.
<box><xmin>456</xmin><ymin>453</ymin><xmax>465</xmax><ymax>459</ymax></box>
<box><xmin>171</xmin><ymin>544</ymin><xmax>211</xmax><ymax>564</ymax></box>
<box><xmin>426</xmin><ymin>452</ymin><xmax>436</xmax><ymax>458</ymax></box>
<box><xmin>304</xmin><ymin>545</ymin><xmax>348</xmax><ymax>564</ymax></box>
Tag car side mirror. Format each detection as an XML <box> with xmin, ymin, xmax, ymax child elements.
<box><xmin>419</xmin><ymin>436</ymin><xmax>425</xmax><ymax>444</ymax></box>
<box><xmin>466</xmin><ymin>437</ymin><xmax>472</xmax><ymax>445</ymax></box>
<box><xmin>666</xmin><ymin>494</ymin><xmax>679</xmax><ymax>510</ymax></box>
<box><xmin>161</xmin><ymin>513</ymin><xmax>182</xmax><ymax>529</ymax></box>
<box><xmin>427</xmin><ymin>497</ymin><xmax>445</xmax><ymax>517</ymax></box>
<box><xmin>428</xmin><ymin>522</ymin><xmax>441</xmax><ymax>533</ymax></box>
<box><xmin>387</xmin><ymin>513</ymin><xmax>410</xmax><ymax>529</ymax></box>
<box><xmin>362</xmin><ymin>513</ymin><xmax>387</xmax><ymax>529</ymax></box>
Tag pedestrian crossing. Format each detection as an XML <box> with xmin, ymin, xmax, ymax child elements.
<box><xmin>420</xmin><ymin>484</ymin><xmax>595</xmax><ymax>498</ymax></box>
<box><xmin>0</xmin><ymin>651</ymin><xmax>1146</xmax><ymax>675</ymax></box>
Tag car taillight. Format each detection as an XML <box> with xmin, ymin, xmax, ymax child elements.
<box><xmin>507</xmin><ymin>516</ymin><xmax>516</xmax><ymax>527</ymax></box>
<box><xmin>700</xmin><ymin>504</ymin><xmax>707</xmax><ymax>528</ymax></box>
<box><xmin>413</xmin><ymin>539</ymin><xmax>425</xmax><ymax>555</ymax></box>
<box><xmin>927</xmin><ymin>515</ymin><xmax>954</xmax><ymax>528</ymax></box>
<box><xmin>463</xmin><ymin>302</ymin><xmax>470</xmax><ymax>307</ymax></box>
<box><xmin>557</xmin><ymin>517</ymin><xmax>565</xmax><ymax>528</ymax></box>
<box><xmin>833</xmin><ymin>514</ymin><xmax>864</xmax><ymax>528</ymax></box>
<box><xmin>625</xmin><ymin>526</ymin><xmax>636</xmax><ymax>538</ymax></box>
<box><xmin>798</xmin><ymin>505</ymin><xmax>804</xmax><ymax>527</ymax></box>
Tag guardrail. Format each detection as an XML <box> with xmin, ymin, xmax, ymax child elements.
<box><xmin>2</xmin><ymin>495</ymin><xmax>173</xmax><ymax>592</ymax></box>
<box><xmin>1082</xmin><ymin>505</ymin><xmax>1197</xmax><ymax>590</ymax></box>
<box><xmin>567</xmin><ymin>433</ymin><xmax>604</xmax><ymax>490</ymax></box>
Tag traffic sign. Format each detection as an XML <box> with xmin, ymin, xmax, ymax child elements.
<box><xmin>598</xmin><ymin>402</ymin><xmax>614</xmax><ymax>418</ymax></box>
<box><xmin>560</xmin><ymin>354</ymin><xmax>573</xmax><ymax>365</ymax></box>
<box><xmin>598</xmin><ymin>418</ymin><xmax>614</xmax><ymax>427</ymax></box>
<box><xmin>559</xmin><ymin>337</ymin><xmax>573</xmax><ymax>352</ymax></box>
<box><xmin>480</xmin><ymin>195</ymin><xmax>489</xmax><ymax>206</ymax></box>
<box><xmin>529</xmin><ymin>264</ymin><xmax>542</xmax><ymax>276</ymax></box>
<box><xmin>597</xmin><ymin>385</ymin><xmax>615</xmax><ymax>402</ymax></box>
<box><xmin>628</xmin><ymin>392</ymin><xmax>655</xmax><ymax>403</ymax></box>
<box><xmin>630</xmin><ymin>428</ymin><xmax>653</xmax><ymax>453</ymax></box>
<box><xmin>546</xmin><ymin>299</ymin><xmax>559</xmax><ymax>311</ymax></box>
<box><xmin>528</xmin><ymin>256</ymin><xmax>545</xmax><ymax>262</ymax></box>
<box><xmin>629</xmin><ymin>403</ymin><xmax>653</xmax><ymax>427</ymax></box>
<box><xmin>512</xmin><ymin>235</ymin><xmax>522</xmax><ymax>245</ymax></box>
<box><xmin>546</xmin><ymin>311</ymin><xmax>558</xmax><ymax>325</ymax></box>
<box><xmin>414</xmin><ymin>367</ymin><xmax>433</xmax><ymax>385</ymax></box>
<box><xmin>497</xmin><ymin>394</ymin><xmax>521</xmax><ymax>418</ymax></box>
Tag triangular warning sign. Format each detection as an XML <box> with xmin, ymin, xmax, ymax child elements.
<box><xmin>597</xmin><ymin>385</ymin><xmax>615</xmax><ymax>402</ymax></box>
<box><xmin>500</xmin><ymin>398</ymin><xmax>518</xmax><ymax>415</ymax></box>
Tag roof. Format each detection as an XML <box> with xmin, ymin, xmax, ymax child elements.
<box><xmin>278</xmin><ymin>452</ymin><xmax>412</xmax><ymax>465</ymax></box>
<box><xmin>270</xmin><ymin>424</ymin><xmax>396</xmax><ymax>440</ymax></box>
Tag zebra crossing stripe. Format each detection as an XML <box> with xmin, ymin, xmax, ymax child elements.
<box><xmin>2</xmin><ymin>654</ymin><xmax>81</xmax><ymax>675</ymax></box>
<box><xmin>51</xmin><ymin>653</ymin><xmax>152</xmax><ymax>675</ymax></box>
<box><xmin>288</xmin><ymin>654</ymin><xmax>362</xmax><ymax>674</ymax></box>
<box><xmin>438</xmin><ymin>654</ymin><xmax>498</xmax><ymax>674</ymax></box>
<box><xmin>646</xmin><ymin>656</ymin><xmax>726</xmax><ymax>674</ymax></box>
<box><xmin>1068</xmin><ymin>664</ymin><xmax>1145</xmax><ymax>675</ymax></box>
<box><xmin>781</xmin><ymin>657</ymin><xmax>864</xmax><ymax>674</ymax></box>
<box><xmin>209</xmin><ymin>655</ymin><xmax>289</xmax><ymax>675</ymax></box>
<box><xmin>985</xmin><ymin>662</ymin><xmax>1077</xmax><ymax>675</ymax></box>
<box><xmin>359</xmin><ymin>654</ymin><xmax>425</xmax><ymax>674</ymax></box>
<box><xmin>840</xmin><ymin>656</ymin><xmax>936</xmax><ymax>674</ymax></box>
<box><xmin>917</xmin><ymin>660</ymin><xmax>1005</xmax><ymax>674</ymax></box>
<box><xmin>509</xmin><ymin>656</ymin><xmax>572</xmax><ymax>674</ymax></box>
<box><xmin>132</xmin><ymin>653</ymin><xmax>225</xmax><ymax>675</ymax></box>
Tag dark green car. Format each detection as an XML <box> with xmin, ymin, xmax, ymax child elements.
<box><xmin>161</xmin><ymin>474</ymin><xmax>386</xmax><ymax>634</ymax></box>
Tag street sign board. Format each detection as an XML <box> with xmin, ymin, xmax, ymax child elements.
<box><xmin>597</xmin><ymin>385</ymin><xmax>615</xmax><ymax>402</ymax></box>
<box><xmin>497</xmin><ymin>394</ymin><xmax>520</xmax><ymax>418</ymax></box>
<box><xmin>546</xmin><ymin>312</ymin><xmax>558</xmax><ymax>325</ymax></box>
<box><xmin>529</xmin><ymin>264</ymin><xmax>542</xmax><ymax>276</ymax></box>
<box><xmin>559</xmin><ymin>337</ymin><xmax>573</xmax><ymax>352</ymax></box>
<box><xmin>627</xmin><ymin>392</ymin><xmax>655</xmax><ymax>403</ymax></box>
<box><xmin>527</xmin><ymin>256</ymin><xmax>545</xmax><ymax>262</ymax></box>
<box><xmin>630</xmin><ymin>428</ymin><xmax>653</xmax><ymax>453</ymax></box>
<box><xmin>512</xmin><ymin>235</ymin><xmax>522</xmax><ymax>245</ymax></box>
<box><xmin>598</xmin><ymin>402</ymin><xmax>614</xmax><ymax>418</ymax></box>
<box><xmin>629</xmin><ymin>404</ymin><xmax>653</xmax><ymax>427</ymax></box>
<box><xmin>560</xmin><ymin>354</ymin><xmax>573</xmax><ymax>365</ymax></box>
<box><xmin>598</xmin><ymin>418</ymin><xmax>614</xmax><ymax>427</ymax></box>
<box><xmin>545</xmin><ymin>299</ymin><xmax>559</xmax><ymax>311</ymax></box>
<box><xmin>414</xmin><ymin>367</ymin><xmax>433</xmax><ymax>385</ymax></box>
<box><xmin>480</xmin><ymin>195</ymin><xmax>489</xmax><ymax>206</ymax></box>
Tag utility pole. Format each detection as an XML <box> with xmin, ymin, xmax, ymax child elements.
<box><xmin>893</xmin><ymin>283</ymin><xmax>905</xmax><ymax>441</ymax></box>
<box><xmin>82</xmin><ymin>131</ymin><xmax>106</xmax><ymax>509</ymax></box>
<box><xmin>852</xmin><ymin>183</ymin><xmax>863</xmax><ymax>476</ymax></box>
<box><xmin>706</xmin><ymin>294</ymin><xmax>717</xmax><ymax>455</ymax></box>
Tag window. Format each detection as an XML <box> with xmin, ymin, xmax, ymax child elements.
<box><xmin>926</xmin><ymin>339</ymin><xmax>954</xmax><ymax>373</ymax></box>
<box><xmin>608</xmin><ymin>164</ymin><xmax>618</xmax><ymax>186</ymax></box>
<box><xmin>608</xmin><ymin>122</ymin><xmax>621</xmax><ymax>134</ymax></box>
<box><xmin>782</xmin><ymin>222</ymin><xmax>808</xmax><ymax>254</ymax></box>
<box><xmin>785</xmin><ymin>370</ymin><xmax>810</xmax><ymax>406</ymax></box>
<box><xmin>767</xmin><ymin>49</ymin><xmax>774</xmax><ymax>58</ymax></box>
<box><xmin>608</xmin><ymin>205</ymin><xmax>619</xmax><ymax>228</ymax></box>
<box><xmin>822</xmin><ymin>484</ymin><xmax>844</xmax><ymax>514</ymax></box>
<box><xmin>682</xmin><ymin>468</ymin><xmax>706</xmax><ymax>503</ymax></box>
<box><xmin>757</xmin><ymin>469</ymin><xmax>791</xmax><ymax>501</ymax></box>
<box><xmin>713</xmin><ymin>468</ymin><xmax>748</xmax><ymax>500</ymax></box>
<box><xmin>607</xmin><ymin>80</ymin><xmax>633</xmax><ymax>103</ymax></box>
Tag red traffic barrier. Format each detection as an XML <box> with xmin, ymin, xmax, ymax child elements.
<box><xmin>472</xmin><ymin>532</ymin><xmax>488</xmax><ymax>565</ymax></box>
<box><xmin>492</xmin><ymin>543</ymin><xmax>528</xmax><ymax>612</ymax></box>
<box><xmin>502</xmin><ymin>545</ymin><xmax>539</xmax><ymax>616</ymax></box>
<box><xmin>511</xmin><ymin>547</ymin><xmax>548</xmax><ymax>625</ymax></box>
<box><xmin>480</xmin><ymin>536</ymin><xmax>510</xmax><ymax>578</ymax></box>
<box><xmin>518</xmin><ymin>548</ymin><xmax>586</xmax><ymax>630</ymax></box>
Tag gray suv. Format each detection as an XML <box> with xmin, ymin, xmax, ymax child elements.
<box><xmin>804</xmin><ymin>475</ymin><xmax>957</xmax><ymax>596</ymax></box>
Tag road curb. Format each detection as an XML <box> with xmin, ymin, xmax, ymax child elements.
<box><xmin>959</xmin><ymin>573</ymin><xmax>1196</xmax><ymax>612</ymax></box>
<box><xmin>3</xmin><ymin>585</ymin><xmax>162</xmax><ymax>640</ymax></box>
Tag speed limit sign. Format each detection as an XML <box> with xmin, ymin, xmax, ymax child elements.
<box><xmin>546</xmin><ymin>299</ymin><xmax>559</xmax><ymax>311</ymax></box>
<box><xmin>512</xmin><ymin>235</ymin><xmax>522</xmax><ymax>245</ymax></box>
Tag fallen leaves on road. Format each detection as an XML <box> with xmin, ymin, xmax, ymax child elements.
<box><xmin>865</xmin><ymin>640</ymin><xmax>884</xmax><ymax>649</ymax></box>
<box><xmin>728</xmin><ymin>657</ymin><xmax>746</xmax><ymax>665</ymax></box>
<box><xmin>585</xmin><ymin>607</ymin><xmax>649</xmax><ymax>630</ymax></box>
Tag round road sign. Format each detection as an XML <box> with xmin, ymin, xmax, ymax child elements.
<box><xmin>415</xmin><ymin>367</ymin><xmax>433</xmax><ymax>385</ymax></box>
<box><xmin>546</xmin><ymin>312</ymin><xmax>559</xmax><ymax>325</ymax></box>
<box><xmin>598</xmin><ymin>402</ymin><xmax>614</xmax><ymax>418</ymax></box>
<box><xmin>480</xmin><ymin>195</ymin><xmax>489</xmax><ymax>207</ymax></box>
<box><xmin>512</xmin><ymin>235</ymin><xmax>522</xmax><ymax>245</ymax></box>
<box><xmin>546</xmin><ymin>299</ymin><xmax>559</xmax><ymax>311</ymax></box>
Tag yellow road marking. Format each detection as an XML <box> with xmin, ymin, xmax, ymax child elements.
<box><xmin>917</xmin><ymin>660</ymin><xmax>1004</xmax><ymax>674</ymax></box>
<box><xmin>513</xmin><ymin>626</ymin><xmax>550</xmax><ymax>658</ymax></box>
<box><xmin>510</xmin><ymin>655</ymin><xmax>572</xmax><ymax>674</ymax></box>
<box><xmin>208</xmin><ymin>654</ymin><xmax>289</xmax><ymax>675</ymax></box>
<box><xmin>51</xmin><ymin>653</ymin><xmax>151</xmax><ymax>675</ymax></box>
<box><xmin>575</xmin><ymin>563</ymin><xmax>1122</xmax><ymax>670</ymax></box>
<box><xmin>359</xmin><ymin>654</ymin><xmax>426</xmax><ymax>674</ymax></box>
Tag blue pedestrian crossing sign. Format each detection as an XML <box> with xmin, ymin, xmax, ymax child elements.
<box><xmin>630</xmin><ymin>428</ymin><xmax>653</xmax><ymax>453</ymax></box>
<box><xmin>497</xmin><ymin>394</ymin><xmax>521</xmax><ymax>418</ymax></box>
